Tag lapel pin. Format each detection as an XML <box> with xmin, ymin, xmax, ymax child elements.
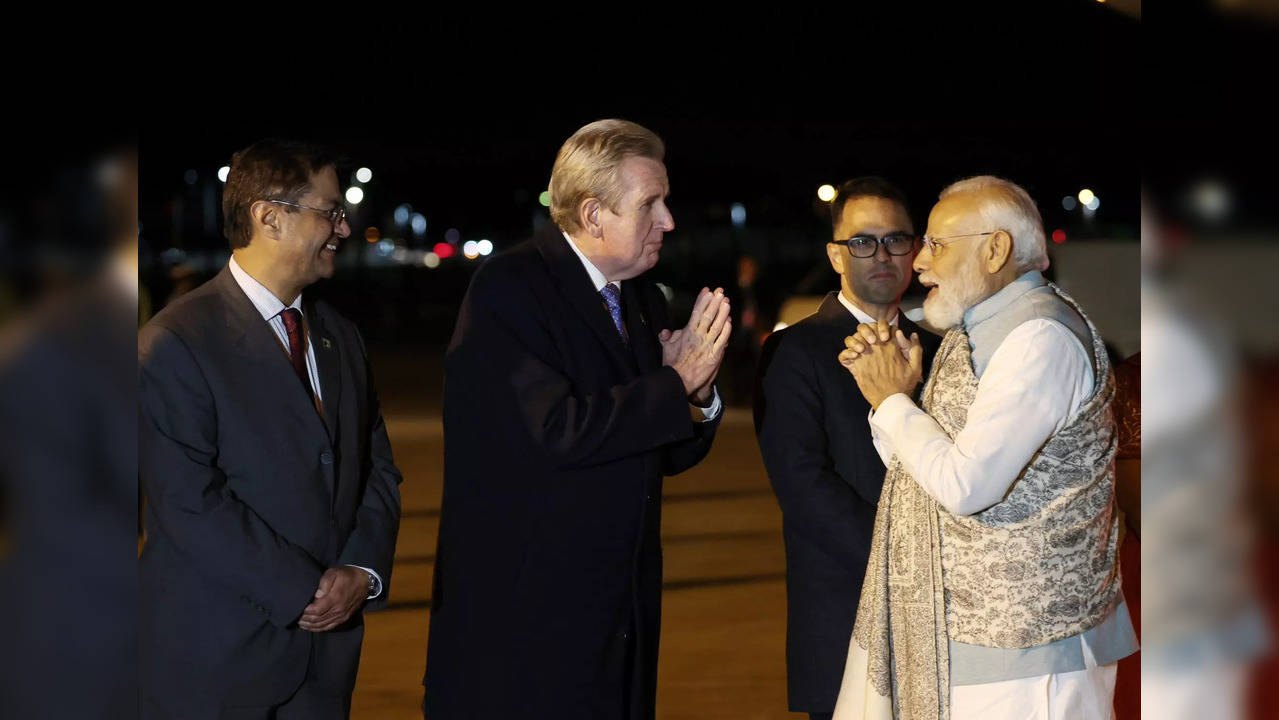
<box><xmin>321</xmin><ymin>337</ymin><xmax>333</xmax><ymax>349</ymax></box>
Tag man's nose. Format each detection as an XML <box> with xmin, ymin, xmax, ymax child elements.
<box><xmin>334</xmin><ymin>216</ymin><xmax>352</xmax><ymax>239</ymax></box>
<box><xmin>658</xmin><ymin>204</ymin><xmax>674</xmax><ymax>233</ymax></box>
<box><xmin>874</xmin><ymin>241</ymin><xmax>892</xmax><ymax>262</ymax></box>
<box><xmin>913</xmin><ymin>251</ymin><xmax>929</xmax><ymax>274</ymax></box>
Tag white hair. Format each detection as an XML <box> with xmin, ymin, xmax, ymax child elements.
<box><xmin>939</xmin><ymin>175</ymin><xmax>1049</xmax><ymax>273</ymax></box>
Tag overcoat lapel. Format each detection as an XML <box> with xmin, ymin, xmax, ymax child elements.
<box><xmin>534</xmin><ymin>225</ymin><xmax>636</xmax><ymax>377</ymax></box>
<box><xmin>622</xmin><ymin>281</ymin><xmax>658</xmax><ymax>374</ymax></box>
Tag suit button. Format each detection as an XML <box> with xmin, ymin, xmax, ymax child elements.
<box><xmin>320</xmin><ymin>451</ymin><xmax>334</xmax><ymax>465</ymax></box>
<box><xmin>646</xmin><ymin>494</ymin><xmax>654</xmax><ymax>502</ymax></box>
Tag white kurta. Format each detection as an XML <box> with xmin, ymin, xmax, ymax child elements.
<box><xmin>845</xmin><ymin>318</ymin><xmax>1117</xmax><ymax>720</ymax></box>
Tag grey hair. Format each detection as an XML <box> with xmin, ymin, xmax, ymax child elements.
<box><xmin>548</xmin><ymin>119</ymin><xmax>665</xmax><ymax>234</ymax></box>
<box><xmin>939</xmin><ymin>175</ymin><xmax>1049</xmax><ymax>273</ymax></box>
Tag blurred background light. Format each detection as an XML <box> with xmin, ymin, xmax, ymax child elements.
<box><xmin>423</xmin><ymin>252</ymin><xmax>441</xmax><ymax>269</ymax></box>
<box><xmin>1191</xmin><ymin>178</ymin><xmax>1231</xmax><ymax>222</ymax></box>
<box><xmin>433</xmin><ymin>242</ymin><xmax>455</xmax><ymax>259</ymax></box>
<box><xmin>183</xmin><ymin>169</ymin><xmax>198</xmax><ymax>185</ymax></box>
<box><xmin>538</xmin><ymin>190</ymin><xmax>551</xmax><ymax>207</ymax></box>
<box><xmin>346</xmin><ymin>186</ymin><xmax>364</xmax><ymax>204</ymax></box>
<box><xmin>1085</xmin><ymin>195</ymin><xmax>1100</xmax><ymax>211</ymax></box>
<box><xmin>817</xmin><ymin>184</ymin><xmax>836</xmax><ymax>202</ymax></box>
<box><xmin>477</xmin><ymin>239</ymin><xmax>493</xmax><ymax>256</ymax></box>
<box><xmin>355</xmin><ymin>167</ymin><xmax>373</xmax><ymax>183</ymax></box>
<box><xmin>217</xmin><ymin>166</ymin><xmax>230</xmax><ymax>183</ymax></box>
<box><xmin>463</xmin><ymin>240</ymin><xmax>479</xmax><ymax>259</ymax></box>
<box><xmin>445</xmin><ymin>228</ymin><xmax>461</xmax><ymax>244</ymax></box>
<box><xmin>364</xmin><ymin>227</ymin><xmax>380</xmax><ymax>243</ymax></box>
<box><xmin>411</xmin><ymin>213</ymin><xmax>427</xmax><ymax>236</ymax></box>
<box><xmin>394</xmin><ymin>204</ymin><xmax>411</xmax><ymax>226</ymax></box>
<box><xmin>1078</xmin><ymin>188</ymin><xmax>1096</xmax><ymax>206</ymax></box>
<box><xmin>1062</xmin><ymin>195</ymin><xmax>1077</xmax><ymax>211</ymax></box>
<box><xmin>1052</xmin><ymin>228</ymin><xmax>1067</xmax><ymax>243</ymax></box>
<box><xmin>730</xmin><ymin>202</ymin><xmax>746</xmax><ymax>228</ymax></box>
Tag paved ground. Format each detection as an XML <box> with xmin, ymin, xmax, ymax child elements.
<box><xmin>350</xmin><ymin>408</ymin><xmax>802</xmax><ymax>719</ymax></box>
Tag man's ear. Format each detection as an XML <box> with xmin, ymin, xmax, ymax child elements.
<box><xmin>250</xmin><ymin>200</ymin><xmax>282</xmax><ymax>242</ymax></box>
<box><xmin>579</xmin><ymin>198</ymin><xmax>603</xmax><ymax>239</ymax></box>
<box><xmin>985</xmin><ymin>230</ymin><xmax>1013</xmax><ymax>273</ymax></box>
<box><xmin>825</xmin><ymin>242</ymin><xmax>846</xmax><ymax>275</ymax></box>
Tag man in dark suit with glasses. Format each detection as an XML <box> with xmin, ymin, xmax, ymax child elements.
<box><xmin>139</xmin><ymin>139</ymin><xmax>402</xmax><ymax>719</ymax></box>
<box><xmin>753</xmin><ymin>177</ymin><xmax>940</xmax><ymax>720</ymax></box>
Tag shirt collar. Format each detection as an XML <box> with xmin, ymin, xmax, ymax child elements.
<box><xmin>228</xmin><ymin>255</ymin><xmax>302</xmax><ymax>322</ymax></box>
<box><xmin>963</xmin><ymin>269</ymin><xmax>1047</xmax><ymax>330</ymax></box>
<box><xmin>561</xmin><ymin>230</ymin><xmax>616</xmax><ymax>293</ymax></box>
<box><xmin>837</xmin><ymin>290</ymin><xmax>898</xmax><ymax>326</ymax></box>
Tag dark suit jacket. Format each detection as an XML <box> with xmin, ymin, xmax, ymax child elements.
<box><xmin>752</xmin><ymin>292</ymin><xmax>939</xmax><ymax>713</ymax></box>
<box><xmin>138</xmin><ymin>266</ymin><xmax>402</xmax><ymax>718</ymax></box>
<box><xmin>423</xmin><ymin>223</ymin><xmax>721</xmax><ymax>720</ymax></box>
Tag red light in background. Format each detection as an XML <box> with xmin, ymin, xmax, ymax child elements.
<box><xmin>433</xmin><ymin>242</ymin><xmax>456</xmax><ymax>259</ymax></box>
<box><xmin>1052</xmin><ymin>229</ymin><xmax>1067</xmax><ymax>244</ymax></box>
<box><xmin>364</xmin><ymin>227</ymin><xmax>380</xmax><ymax>243</ymax></box>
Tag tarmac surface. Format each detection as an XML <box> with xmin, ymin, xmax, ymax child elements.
<box><xmin>351</xmin><ymin>404</ymin><xmax>799</xmax><ymax>719</ymax></box>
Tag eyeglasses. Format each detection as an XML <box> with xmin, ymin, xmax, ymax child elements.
<box><xmin>919</xmin><ymin>231</ymin><xmax>997</xmax><ymax>255</ymax></box>
<box><xmin>828</xmin><ymin>233</ymin><xmax>919</xmax><ymax>259</ymax></box>
<box><xmin>267</xmin><ymin>199</ymin><xmax>349</xmax><ymax>228</ymax></box>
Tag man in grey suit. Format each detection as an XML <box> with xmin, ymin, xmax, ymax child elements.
<box><xmin>139</xmin><ymin>140</ymin><xmax>402</xmax><ymax>718</ymax></box>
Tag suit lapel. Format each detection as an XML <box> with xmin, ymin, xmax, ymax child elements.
<box><xmin>534</xmin><ymin>224</ymin><xmax>636</xmax><ymax>376</ymax></box>
<box><xmin>215</xmin><ymin>268</ymin><xmax>331</xmax><ymax>446</ymax></box>
<box><xmin>815</xmin><ymin>292</ymin><xmax>861</xmax><ymax>333</ymax></box>
<box><xmin>305</xmin><ymin>300</ymin><xmax>342</xmax><ymax>447</ymax></box>
<box><xmin>898</xmin><ymin>313</ymin><xmax>924</xmax><ymax>338</ymax></box>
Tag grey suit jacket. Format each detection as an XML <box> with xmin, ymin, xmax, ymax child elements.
<box><xmin>138</xmin><ymin>266</ymin><xmax>402</xmax><ymax>717</ymax></box>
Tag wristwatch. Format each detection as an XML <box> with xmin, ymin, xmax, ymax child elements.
<box><xmin>365</xmin><ymin>570</ymin><xmax>377</xmax><ymax>597</ymax></box>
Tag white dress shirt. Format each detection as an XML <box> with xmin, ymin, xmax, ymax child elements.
<box><xmin>227</xmin><ymin>256</ymin><xmax>383</xmax><ymax>599</ymax></box>
<box><xmin>869</xmin><ymin>318</ymin><xmax>1093</xmax><ymax>517</ymax></box>
<box><xmin>561</xmin><ymin>231</ymin><xmax>722</xmax><ymax>422</ymax></box>
<box><xmin>837</xmin><ymin>291</ymin><xmax>898</xmax><ymax>327</ymax></box>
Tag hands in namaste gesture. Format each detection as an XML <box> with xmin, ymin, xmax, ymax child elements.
<box><xmin>837</xmin><ymin>319</ymin><xmax>924</xmax><ymax>411</ymax></box>
<box><xmin>660</xmin><ymin>287</ymin><xmax>731</xmax><ymax>405</ymax></box>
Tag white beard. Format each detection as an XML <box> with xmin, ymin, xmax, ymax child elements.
<box><xmin>921</xmin><ymin>259</ymin><xmax>988</xmax><ymax>330</ymax></box>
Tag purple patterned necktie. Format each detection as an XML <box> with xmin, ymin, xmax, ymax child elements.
<box><xmin>599</xmin><ymin>283</ymin><xmax>628</xmax><ymax>342</ymax></box>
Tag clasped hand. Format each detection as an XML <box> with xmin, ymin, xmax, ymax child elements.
<box><xmin>298</xmin><ymin>566</ymin><xmax>370</xmax><ymax>632</ymax></box>
<box><xmin>837</xmin><ymin>319</ymin><xmax>924</xmax><ymax>410</ymax></box>
<box><xmin>659</xmin><ymin>287</ymin><xmax>731</xmax><ymax>404</ymax></box>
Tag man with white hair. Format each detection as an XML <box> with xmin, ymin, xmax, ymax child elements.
<box><xmin>424</xmin><ymin>119</ymin><xmax>730</xmax><ymax>720</ymax></box>
<box><xmin>831</xmin><ymin>176</ymin><xmax>1138</xmax><ymax>719</ymax></box>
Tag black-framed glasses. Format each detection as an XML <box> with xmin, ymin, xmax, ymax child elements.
<box><xmin>829</xmin><ymin>233</ymin><xmax>919</xmax><ymax>258</ymax></box>
<box><xmin>267</xmin><ymin>199</ymin><xmax>349</xmax><ymax>228</ymax></box>
<box><xmin>919</xmin><ymin>231</ymin><xmax>996</xmax><ymax>255</ymax></box>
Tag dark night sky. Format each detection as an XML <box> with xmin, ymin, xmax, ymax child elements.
<box><xmin>144</xmin><ymin>3</ymin><xmax>1139</xmax><ymax>247</ymax></box>
<box><xmin>139</xmin><ymin>3</ymin><xmax>1140</xmax><ymax>343</ymax></box>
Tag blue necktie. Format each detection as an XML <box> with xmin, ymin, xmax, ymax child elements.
<box><xmin>600</xmin><ymin>283</ymin><xmax>628</xmax><ymax>342</ymax></box>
